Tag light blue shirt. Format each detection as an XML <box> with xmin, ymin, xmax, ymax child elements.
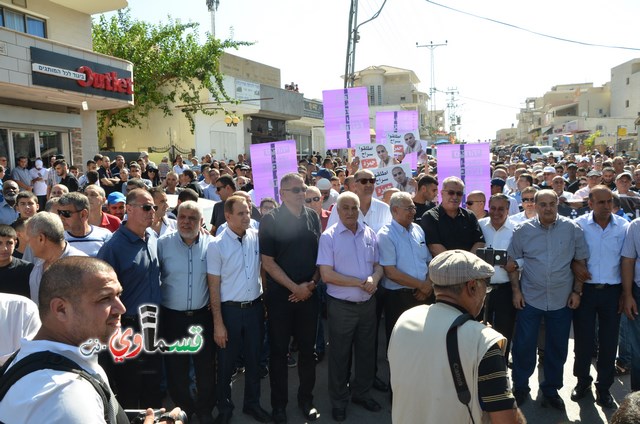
<box><xmin>621</xmin><ymin>219</ymin><xmax>640</xmax><ymax>288</ymax></box>
<box><xmin>158</xmin><ymin>231</ymin><xmax>212</xmax><ymax>311</ymax></box>
<box><xmin>216</xmin><ymin>219</ymin><xmax>258</xmax><ymax>236</ymax></box>
<box><xmin>377</xmin><ymin>219</ymin><xmax>431</xmax><ymax>290</ymax></box>
<box><xmin>317</xmin><ymin>220</ymin><xmax>378</xmax><ymax>302</ymax></box>
<box><xmin>203</xmin><ymin>184</ymin><xmax>221</xmax><ymax>201</ymax></box>
<box><xmin>575</xmin><ymin>211</ymin><xmax>628</xmax><ymax>285</ymax></box>
<box><xmin>0</xmin><ymin>201</ymin><xmax>18</xmax><ymax>225</ymax></box>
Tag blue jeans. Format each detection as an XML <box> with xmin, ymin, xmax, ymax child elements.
<box><xmin>512</xmin><ymin>303</ymin><xmax>572</xmax><ymax>396</ymax></box>
<box><xmin>617</xmin><ymin>314</ymin><xmax>632</xmax><ymax>366</ymax></box>
<box><xmin>629</xmin><ymin>285</ymin><xmax>640</xmax><ymax>391</ymax></box>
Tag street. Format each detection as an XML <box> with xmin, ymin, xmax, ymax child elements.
<box><xmin>206</xmin><ymin>319</ymin><xmax>630</xmax><ymax>424</ymax></box>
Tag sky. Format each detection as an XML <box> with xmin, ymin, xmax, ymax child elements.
<box><xmin>104</xmin><ymin>0</ymin><xmax>640</xmax><ymax>143</ymax></box>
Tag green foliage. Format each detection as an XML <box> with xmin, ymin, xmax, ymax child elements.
<box><xmin>583</xmin><ymin>130</ymin><xmax>601</xmax><ymax>151</ymax></box>
<box><xmin>92</xmin><ymin>9</ymin><xmax>249</xmax><ymax>145</ymax></box>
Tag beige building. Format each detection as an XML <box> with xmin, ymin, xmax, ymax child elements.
<box><xmin>0</xmin><ymin>0</ymin><xmax>131</xmax><ymax>170</ymax></box>
<box><xmin>351</xmin><ymin>65</ymin><xmax>432</xmax><ymax>140</ymax></box>
<box><xmin>110</xmin><ymin>52</ymin><xmax>325</xmax><ymax>161</ymax></box>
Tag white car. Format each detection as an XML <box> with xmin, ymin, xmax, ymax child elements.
<box><xmin>520</xmin><ymin>146</ymin><xmax>563</xmax><ymax>161</ymax></box>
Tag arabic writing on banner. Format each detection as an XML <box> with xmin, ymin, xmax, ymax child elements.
<box><xmin>323</xmin><ymin>87</ymin><xmax>370</xmax><ymax>149</ymax></box>
<box><xmin>375</xmin><ymin>110</ymin><xmax>419</xmax><ymax>144</ymax></box>
<box><xmin>250</xmin><ymin>140</ymin><xmax>298</xmax><ymax>205</ymax></box>
<box><xmin>356</xmin><ymin>142</ymin><xmax>396</xmax><ymax>169</ymax></box>
<box><xmin>372</xmin><ymin>163</ymin><xmax>413</xmax><ymax>199</ymax></box>
<box><xmin>436</xmin><ymin>143</ymin><xmax>491</xmax><ymax>207</ymax></box>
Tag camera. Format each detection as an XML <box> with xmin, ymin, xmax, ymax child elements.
<box><xmin>476</xmin><ymin>248</ymin><xmax>508</xmax><ymax>266</ymax></box>
<box><xmin>126</xmin><ymin>409</ymin><xmax>188</xmax><ymax>424</ymax></box>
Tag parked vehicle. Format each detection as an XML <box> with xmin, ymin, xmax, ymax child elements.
<box><xmin>520</xmin><ymin>145</ymin><xmax>563</xmax><ymax>160</ymax></box>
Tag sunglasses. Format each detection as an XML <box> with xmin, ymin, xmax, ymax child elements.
<box><xmin>466</xmin><ymin>201</ymin><xmax>482</xmax><ymax>206</ymax></box>
<box><xmin>215</xmin><ymin>185</ymin><xmax>225</xmax><ymax>192</ymax></box>
<box><xmin>282</xmin><ymin>186</ymin><xmax>307</xmax><ymax>194</ymax></box>
<box><xmin>305</xmin><ymin>196</ymin><xmax>321</xmax><ymax>203</ymax></box>
<box><xmin>357</xmin><ymin>178</ymin><xmax>377</xmax><ymax>185</ymax></box>
<box><xmin>522</xmin><ymin>198</ymin><xmax>535</xmax><ymax>203</ymax></box>
<box><xmin>57</xmin><ymin>209</ymin><xmax>82</xmax><ymax>218</ymax></box>
<box><xmin>129</xmin><ymin>204</ymin><xmax>159</xmax><ymax>212</ymax></box>
<box><xmin>445</xmin><ymin>190</ymin><xmax>464</xmax><ymax>197</ymax></box>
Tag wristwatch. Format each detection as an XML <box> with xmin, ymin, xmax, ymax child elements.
<box><xmin>572</xmin><ymin>288</ymin><xmax>582</xmax><ymax>296</ymax></box>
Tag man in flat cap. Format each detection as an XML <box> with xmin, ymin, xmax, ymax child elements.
<box><xmin>389</xmin><ymin>250</ymin><xmax>524</xmax><ymax>424</ymax></box>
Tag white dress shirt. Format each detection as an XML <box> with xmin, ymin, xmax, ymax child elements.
<box><xmin>327</xmin><ymin>197</ymin><xmax>392</xmax><ymax>233</ymax></box>
<box><xmin>478</xmin><ymin>217</ymin><xmax>514</xmax><ymax>284</ymax></box>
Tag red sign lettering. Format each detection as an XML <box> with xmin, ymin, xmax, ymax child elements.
<box><xmin>76</xmin><ymin>65</ymin><xmax>133</xmax><ymax>95</ymax></box>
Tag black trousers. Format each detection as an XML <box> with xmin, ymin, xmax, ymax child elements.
<box><xmin>100</xmin><ymin>315</ymin><xmax>164</xmax><ymax>409</ymax></box>
<box><xmin>159</xmin><ymin>306</ymin><xmax>216</xmax><ymax>417</ymax></box>
<box><xmin>266</xmin><ymin>289</ymin><xmax>318</xmax><ymax>409</ymax></box>
<box><xmin>384</xmin><ymin>288</ymin><xmax>422</xmax><ymax>346</ymax></box>
<box><xmin>573</xmin><ymin>284</ymin><xmax>622</xmax><ymax>392</ymax></box>
<box><xmin>216</xmin><ymin>300</ymin><xmax>265</xmax><ymax>414</ymax></box>
<box><xmin>485</xmin><ymin>283</ymin><xmax>517</xmax><ymax>360</ymax></box>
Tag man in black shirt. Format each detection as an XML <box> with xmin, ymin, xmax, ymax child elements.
<box><xmin>413</xmin><ymin>175</ymin><xmax>438</xmax><ymax>224</ymax></box>
<box><xmin>53</xmin><ymin>160</ymin><xmax>79</xmax><ymax>193</ymax></box>
<box><xmin>259</xmin><ymin>173</ymin><xmax>322</xmax><ymax>424</ymax></box>
<box><xmin>209</xmin><ymin>175</ymin><xmax>236</xmax><ymax>235</ymax></box>
<box><xmin>420</xmin><ymin>176</ymin><xmax>485</xmax><ymax>256</ymax></box>
<box><xmin>0</xmin><ymin>225</ymin><xmax>33</xmax><ymax>298</ymax></box>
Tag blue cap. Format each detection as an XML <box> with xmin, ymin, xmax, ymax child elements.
<box><xmin>313</xmin><ymin>168</ymin><xmax>334</xmax><ymax>180</ymax></box>
<box><xmin>107</xmin><ymin>191</ymin><xmax>126</xmax><ymax>205</ymax></box>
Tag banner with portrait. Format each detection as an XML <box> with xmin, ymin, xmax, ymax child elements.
<box><xmin>372</xmin><ymin>163</ymin><xmax>414</xmax><ymax>199</ymax></box>
<box><xmin>356</xmin><ymin>142</ymin><xmax>396</xmax><ymax>169</ymax></box>
<box><xmin>375</xmin><ymin>110</ymin><xmax>419</xmax><ymax>144</ymax></box>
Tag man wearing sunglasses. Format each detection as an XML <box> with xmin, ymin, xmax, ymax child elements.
<box><xmin>57</xmin><ymin>192</ymin><xmax>112</xmax><ymax>257</ymax></box>
<box><xmin>306</xmin><ymin>186</ymin><xmax>330</xmax><ymax>231</ymax></box>
<box><xmin>97</xmin><ymin>188</ymin><xmax>164</xmax><ymax>409</ymax></box>
<box><xmin>259</xmin><ymin>173</ymin><xmax>322</xmax><ymax>423</ymax></box>
<box><xmin>421</xmin><ymin>176</ymin><xmax>485</xmax><ymax>257</ymax></box>
<box><xmin>209</xmin><ymin>175</ymin><xmax>236</xmax><ymax>236</ymax></box>
<box><xmin>509</xmin><ymin>187</ymin><xmax>538</xmax><ymax>225</ymax></box>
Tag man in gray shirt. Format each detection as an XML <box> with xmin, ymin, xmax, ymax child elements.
<box><xmin>507</xmin><ymin>189</ymin><xmax>589</xmax><ymax>410</ymax></box>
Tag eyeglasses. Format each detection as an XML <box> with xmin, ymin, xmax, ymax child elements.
<box><xmin>305</xmin><ymin>196</ymin><xmax>321</xmax><ymax>203</ymax></box>
<box><xmin>129</xmin><ymin>204</ymin><xmax>158</xmax><ymax>212</ymax></box>
<box><xmin>400</xmin><ymin>205</ymin><xmax>417</xmax><ymax>212</ymax></box>
<box><xmin>215</xmin><ymin>185</ymin><xmax>225</xmax><ymax>192</ymax></box>
<box><xmin>356</xmin><ymin>178</ymin><xmax>377</xmax><ymax>185</ymax></box>
<box><xmin>282</xmin><ymin>186</ymin><xmax>307</xmax><ymax>194</ymax></box>
<box><xmin>477</xmin><ymin>278</ymin><xmax>493</xmax><ymax>293</ymax></box>
<box><xmin>466</xmin><ymin>201</ymin><xmax>482</xmax><ymax>206</ymax></box>
<box><xmin>445</xmin><ymin>190</ymin><xmax>464</xmax><ymax>197</ymax></box>
<box><xmin>57</xmin><ymin>209</ymin><xmax>82</xmax><ymax>218</ymax></box>
<box><xmin>522</xmin><ymin>198</ymin><xmax>535</xmax><ymax>203</ymax></box>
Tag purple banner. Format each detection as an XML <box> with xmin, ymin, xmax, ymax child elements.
<box><xmin>375</xmin><ymin>110</ymin><xmax>419</xmax><ymax>144</ymax></box>
<box><xmin>250</xmin><ymin>140</ymin><xmax>298</xmax><ymax>205</ymax></box>
<box><xmin>323</xmin><ymin>87</ymin><xmax>370</xmax><ymax>149</ymax></box>
<box><xmin>436</xmin><ymin>143</ymin><xmax>491</xmax><ymax>208</ymax></box>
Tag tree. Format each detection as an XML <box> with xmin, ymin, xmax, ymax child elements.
<box><xmin>92</xmin><ymin>9</ymin><xmax>248</xmax><ymax>147</ymax></box>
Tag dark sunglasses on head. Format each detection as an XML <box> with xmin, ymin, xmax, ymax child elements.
<box><xmin>57</xmin><ymin>209</ymin><xmax>82</xmax><ymax>218</ymax></box>
<box><xmin>445</xmin><ymin>190</ymin><xmax>464</xmax><ymax>197</ymax></box>
<box><xmin>129</xmin><ymin>204</ymin><xmax>159</xmax><ymax>212</ymax></box>
<box><xmin>305</xmin><ymin>196</ymin><xmax>321</xmax><ymax>203</ymax></box>
<box><xmin>282</xmin><ymin>186</ymin><xmax>307</xmax><ymax>194</ymax></box>
<box><xmin>357</xmin><ymin>178</ymin><xmax>376</xmax><ymax>185</ymax></box>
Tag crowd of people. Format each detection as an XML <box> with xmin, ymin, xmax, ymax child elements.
<box><xmin>0</xmin><ymin>146</ymin><xmax>640</xmax><ymax>423</ymax></box>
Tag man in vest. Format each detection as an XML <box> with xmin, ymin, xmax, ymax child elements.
<box><xmin>389</xmin><ymin>250</ymin><xmax>525</xmax><ymax>424</ymax></box>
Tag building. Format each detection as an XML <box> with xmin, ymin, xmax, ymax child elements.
<box><xmin>109</xmin><ymin>52</ymin><xmax>325</xmax><ymax>162</ymax></box>
<box><xmin>0</xmin><ymin>0</ymin><xmax>131</xmax><ymax>171</ymax></box>
<box><xmin>351</xmin><ymin>65</ymin><xmax>432</xmax><ymax>140</ymax></box>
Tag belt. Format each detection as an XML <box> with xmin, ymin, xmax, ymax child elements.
<box><xmin>585</xmin><ymin>283</ymin><xmax>620</xmax><ymax>290</ymax></box>
<box><xmin>222</xmin><ymin>297</ymin><xmax>262</xmax><ymax>308</ymax></box>
<box><xmin>489</xmin><ymin>282</ymin><xmax>511</xmax><ymax>289</ymax></box>
<box><xmin>328</xmin><ymin>295</ymin><xmax>372</xmax><ymax>305</ymax></box>
<box><xmin>161</xmin><ymin>306</ymin><xmax>210</xmax><ymax>316</ymax></box>
<box><xmin>388</xmin><ymin>288</ymin><xmax>414</xmax><ymax>293</ymax></box>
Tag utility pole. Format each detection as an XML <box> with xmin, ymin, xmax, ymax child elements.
<box><xmin>344</xmin><ymin>0</ymin><xmax>388</xmax><ymax>88</ymax></box>
<box><xmin>206</xmin><ymin>0</ymin><xmax>220</xmax><ymax>37</ymax></box>
<box><xmin>416</xmin><ymin>41</ymin><xmax>447</xmax><ymax>134</ymax></box>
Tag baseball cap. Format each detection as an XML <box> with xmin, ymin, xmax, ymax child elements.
<box><xmin>313</xmin><ymin>168</ymin><xmax>334</xmax><ymax>180</ymax></box>
<box><xmin>490</xmin><ymin>178</ymin><xmax>506</xmax><ymax>187</ymax></box>
<box><xmin>429</xmin><ymin>250</ymin><xmax>494</xmax><ymax>287</ymax></box>
<box><xmin>107</xmin><ymin>192</ymin><xmax>126</xmax><ymax>205</ymax></box>
<box><xmin>139</xmin><ymin>151</ymin><xmax>149</xmax><ymax>159</ymax></box>
<box><xmin>543</xmin><ymin>166</ymin><xmax>556</xmax><ymax>174</ymax></box>
<box><xmin>616</xmin><ymin>172</ymin><xmax>633</xmax><ymax>181</ymax></box>
<box><xmin>316</xmin><ymin>178</ymin><xmax>332</xmax><ymax>190</ymax></box>
<box><xmin>587</xmin><ymin>170</ymin><xmax>602</xmax><ymax>177</ymax></box>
